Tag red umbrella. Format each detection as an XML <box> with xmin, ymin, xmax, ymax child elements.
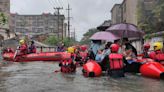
<box><xmin>90</xmin><ymin>31</ymin><xmax>120</xmax><ymax>41</ymax></box>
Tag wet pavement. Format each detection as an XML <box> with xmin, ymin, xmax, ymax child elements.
<box><xmin>0</xmin><ymin>61</ymin><xmax>164</xmax><ymax>92</ymax></box>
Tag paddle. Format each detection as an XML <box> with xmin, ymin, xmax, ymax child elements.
<box><xmin>13</xmin><ymin>46</ymin><xmax>20</xmax><ymax>60</ymax></box>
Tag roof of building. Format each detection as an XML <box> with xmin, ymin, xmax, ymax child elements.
<box><xmin>97</xmin><ymin>20</ymin><xmax>112</xmax><ymax>31</ymax></box>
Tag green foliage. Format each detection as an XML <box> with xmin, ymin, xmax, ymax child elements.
<box><xmin>137</xmin><ymin>0</ymin><xmax>164</xmax><ymax>34</ymax></box>
<box><xmin>80</xmin><ymin>39</ymin><xmax>91</xmax><ymax>45</ymax></box>
<box><xmin>44</xmin><ymin>36</ymin><xmax>77</xmax><ymax>47</ymax></box>
<box><xmin>44</xmin><ymin>36</ymin><xmax>60</xmax><ymax>46</ymax></box>
<box><xmin>0</xmin><ymin>12</ymin><xmax>7</xmax><ymax>26</ymax></box>
<box><xmin>63</xmin><ymin>37</ymin><xmax>75</xmax><ymax>47</ymax></box>
<box><xmin>83</xmin><ymin>28</ymin><xmax>99</xmax><ymax>37</ymax></box>
<box><xmin>80</xmin><ymin>28</ymin><xmax>99</xmax><ymax>45</ymax></box>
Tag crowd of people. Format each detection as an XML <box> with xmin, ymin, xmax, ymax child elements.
<box><xmin>87</xmin><ymin>38</ymin><xmax>164</xmax><ymax>77</ymax></box>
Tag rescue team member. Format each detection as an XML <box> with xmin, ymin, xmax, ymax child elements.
<box><xmin>142</xmin><ymin>43</ymin><xmax>150</xmax><ymax>58</ymax></box>
<box><xmin>29</xmin><ymin>41</ymin><xmax>36</xmax><ymax>53</ymax></box>
<box><xmin>149</xmin><ymin>42</ymin><xmax>163</xmax><ymax>62</ymax></box>
<box><xmin>67</xmin><ymin>47</ymin><xmax>75</xmax><ymax>60</ymax></box>
<box><xmin>58</xmin><ymin>47</ymin><xmax>76</xmax><ymax>73</ymax></box>
<box><xmin>107</xmin><ymin>44</ymin><xmax>124</xmax><ymax>77</ymax></box>
<box><xmin>18</xmin><ymin>39</ymin><xmax>28</xmax><ymax>55</ymax></box>
<box><xmin>114</xmin><ymin>39</ymin><xmax>122</xmax><ymax>53</ymax></box>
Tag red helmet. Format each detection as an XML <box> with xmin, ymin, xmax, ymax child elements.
<box><xmin>80</xmin><ymin>45</ymin><xmax>87</xmax><ymax>51</ymax></box>
<box><xmin>143</xmin><ymin>43</ymin><xmax>150</xmax><ymax>49</ymax></box>
<box><xmin>110</xmin><ymin>44</ymin><xmax>119</xmax><ymax>52</ymax></box>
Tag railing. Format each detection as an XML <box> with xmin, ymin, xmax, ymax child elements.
<box><xmin>36</xmin><ymin>46</ymin><xmax>57</xmax><ymax>53</ymax></box>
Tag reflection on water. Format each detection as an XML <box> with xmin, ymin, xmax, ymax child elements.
<box><xmin>0</xmin><ymin>62</ymin><xmax>164</xmax><ymax>92</ymax></box>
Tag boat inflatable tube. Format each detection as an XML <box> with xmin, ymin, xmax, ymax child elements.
<box><xmin>3</xmin><ymin>52</ymin><xmax>71</xmax><ymax>62</ymax></box>
<box><xmin>140</xmin><ymin>62</ymin><xmax>164</xmax><ymax>79</ymax></box>
<box><xmin>82</xmin><ymin>60</ymin><xmax>102</xmax><ymax>77</ymax></box>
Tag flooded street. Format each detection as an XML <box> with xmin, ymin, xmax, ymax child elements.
<box><xmin>0</xmin><ymin>61</ymin><xmax>164</xmax><ymax>92</ymax></box>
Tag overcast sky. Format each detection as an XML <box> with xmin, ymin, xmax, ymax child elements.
<box><xmin>11</xmin><ymin>0</ymin><xmax>123</xmax><ymax>41</ymax></box>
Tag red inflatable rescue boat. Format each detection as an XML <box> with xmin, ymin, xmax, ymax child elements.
<box><xmin>82</xmin><ymin>60</ymin><xmax>102</xmax><ymax>77</ymax></box>
<box><xmin>149</xmin><ymin>52</ymin><xmax>164</xmax><ymax>66</ymax></box>
<box><xmin>140</xmin><ymin>62</ymin><xmax>164</xmax><ymax>79</ymax></box>
<box><xmin>2</xmin><ymin>52</ymin><xmax>71</xmax><ymax>62</ymax></box>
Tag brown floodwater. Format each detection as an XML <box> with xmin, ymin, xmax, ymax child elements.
<box><xmin>0</xmin><ymin>61</ymin><xmax>164</xmax><ymax>92</ymax></box>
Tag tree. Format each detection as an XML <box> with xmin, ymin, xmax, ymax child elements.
<box><xmin>80</xmin><ymin>28</ymin><xmax>99</xmax><ymax>45</ymax></box>
<box><xmin>152</xmin><ymin>0</ymin><xmax>164</xmax><ymax>31</ymax></box>
<box><xmin>137</xmin><ymin>0</ymin><xmax>164</xmax><ymax>34</ymax></box>
<box><xmin>0</xmin><ymin>12</ymin><xmax>10</xmax><ymax>38</ymax></box>
<box><xmin>44</xmin><ymin>36</ymin><xmax>77</xmax><ymax>47</ymax></box>
<box><xmin>63</xmin><ymin>37</ymin><xmax>76</xmax><ymax>47</ymax></box>
<box><xmin>0</xmin><ymin>12</ymin><xmax>7</xmax><ymax>26</ymax></box>
<box><xmin>44</xmin><ymin>36</ymin><xmax>60</xmax><ymax>46</ymax></box>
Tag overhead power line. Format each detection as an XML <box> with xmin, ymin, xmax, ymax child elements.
<box><xmin>47</xmin><ymin>0</ymin><xmax>54</xmax><ymax>8</ymax></box>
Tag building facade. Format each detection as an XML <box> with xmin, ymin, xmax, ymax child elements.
<box><xmin>110</xmin><ymin>0</ymin><xmax>158</xmax><ymax>52</ymax></box>
<box><xmin>111</xmin><ymin>4</ymin><xmax>121</xmax><ymax>24</ymax></box>
<box><xmin>10</xmin><ymin>13</ymin><xmax>67</xmax><ymax>38</ymax></box>
<box><xmin>121</xmin><ymin>0</ymin><xmax>138</xmax><ymax>25</ymax></box>
<box><xmin>111</xmin><ymin>0</ymin><xmax>157</xmax><ymax>25</ymax></box>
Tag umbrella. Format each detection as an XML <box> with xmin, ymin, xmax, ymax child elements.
<box><xmin>106</xmin><ymin>23</ymin><xmax>144</xmax><ymax>38</ymax></box>
<box><xmin>90</xmin><ymin>31</ymin><xmax>120</xmax><ymax>41</ymax></box>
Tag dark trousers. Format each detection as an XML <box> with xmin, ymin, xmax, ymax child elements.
<box><xmin>108</xmin><ymin>69</ymin><xmax>125</xmax><ymax>78</ymax></box>
<box><xmin>124</xmin><ymin>62</ymin><xmax>142</xmax><ymax>73</ymax></box>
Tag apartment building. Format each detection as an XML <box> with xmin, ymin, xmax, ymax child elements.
<box><xmin>10</xmin><ymin>13</ymin><xmax>67</xmax><ymax>38</ymax></box>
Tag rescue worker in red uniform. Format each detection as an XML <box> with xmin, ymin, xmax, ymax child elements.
<box><xmin>19</xmin><ymin>39</ymin><xmax>28</xmax><ymax>55</ymax></box>
<box><xmin>58</xmin><ymin>47</ymin><xmax>76</xmax><ymax>73</ymax></box>
<box><xmin>107</xmin><ymin>44</ymin><xmax>124</xmax><ymax>77</ymax></box>
<box><xmin>75</xmin><ymin>45</ymin><xmax>88</xmax><ymax>66</ymax></box>
<box><xmin>59</xmin><ymin>59</ymin><xmax>76</xmax><ymax>73</ymax></box>
<box><xmin>149</xmin><ymin>42</ymin><xmax>163</xmax><ymax>62</ymax></box>
<box><xmin>142</xmin><ymin>43</ymin><xmax>150</xmax><ymax>58</ymax></box>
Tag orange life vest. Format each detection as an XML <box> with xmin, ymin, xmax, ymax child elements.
<box><xmin>109</xmin><ymin>53</ymin><xmax>124</xmax><ymax>70</ymax></box>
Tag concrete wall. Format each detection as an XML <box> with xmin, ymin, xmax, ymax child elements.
<box><xmin>111</xmin><ymin>4</ymin><xmax>121</xmax><ymax>24</ymax></box>
<box><xmin>122</xmin><ymin>0</ymin><xmax>138</xmax><ymax>25</ymax></box>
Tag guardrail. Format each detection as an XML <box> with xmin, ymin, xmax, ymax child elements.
<box><xmin>36</xmin><ymin>46</ymin><xmax>58</xmax><ymax>53</ymax></box>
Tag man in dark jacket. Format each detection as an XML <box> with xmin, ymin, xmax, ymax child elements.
<box><xmin>123</xmin><ymin>38</ymin><xmax>137</xmax><ymax>56</ymax></box>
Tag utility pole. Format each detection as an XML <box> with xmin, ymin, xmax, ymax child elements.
<box><xmin>54</xmin><ymin>7</ymin><xmax>63</xmax><ymax>39</ymax></box>
<box><xmin>66</xmin><ymin>4</ymin><xmax>71</xmax><ymax>39</ymax></box>
<box><xmin>61</xmin><ymin>18</ymin><xmax>64</xmax><ymax>40</ymax></box>
<box><xmin>74</xmin><ymin>28</ymin><xmax>76</xmax><ymax>41</ymax></box>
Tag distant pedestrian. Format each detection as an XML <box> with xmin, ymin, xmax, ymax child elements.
<box><xmin>29</xmin><ymin>41</ymin><xmax>36</xmax><ymax>53</ymax></box>
<box><xmin>57</xmin><ymin>43</ymin><xmax>65</xmax><ymax>52</ymax></box>
<box><xmin>88</xmin><ymin>40</ymin><xmax>103</xmax><ymax>60</ymax></box>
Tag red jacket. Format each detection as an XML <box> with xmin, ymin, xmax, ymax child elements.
<box><xmin>19</xmin><ymin>44</ymin><xmax>28</xmax><ymax>55</ymax></box>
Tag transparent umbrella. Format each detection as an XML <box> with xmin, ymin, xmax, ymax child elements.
<box><xmin>90</xmin><ymin>31</ymin><xmax>120</xmax><ymax>41</ymax></box>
